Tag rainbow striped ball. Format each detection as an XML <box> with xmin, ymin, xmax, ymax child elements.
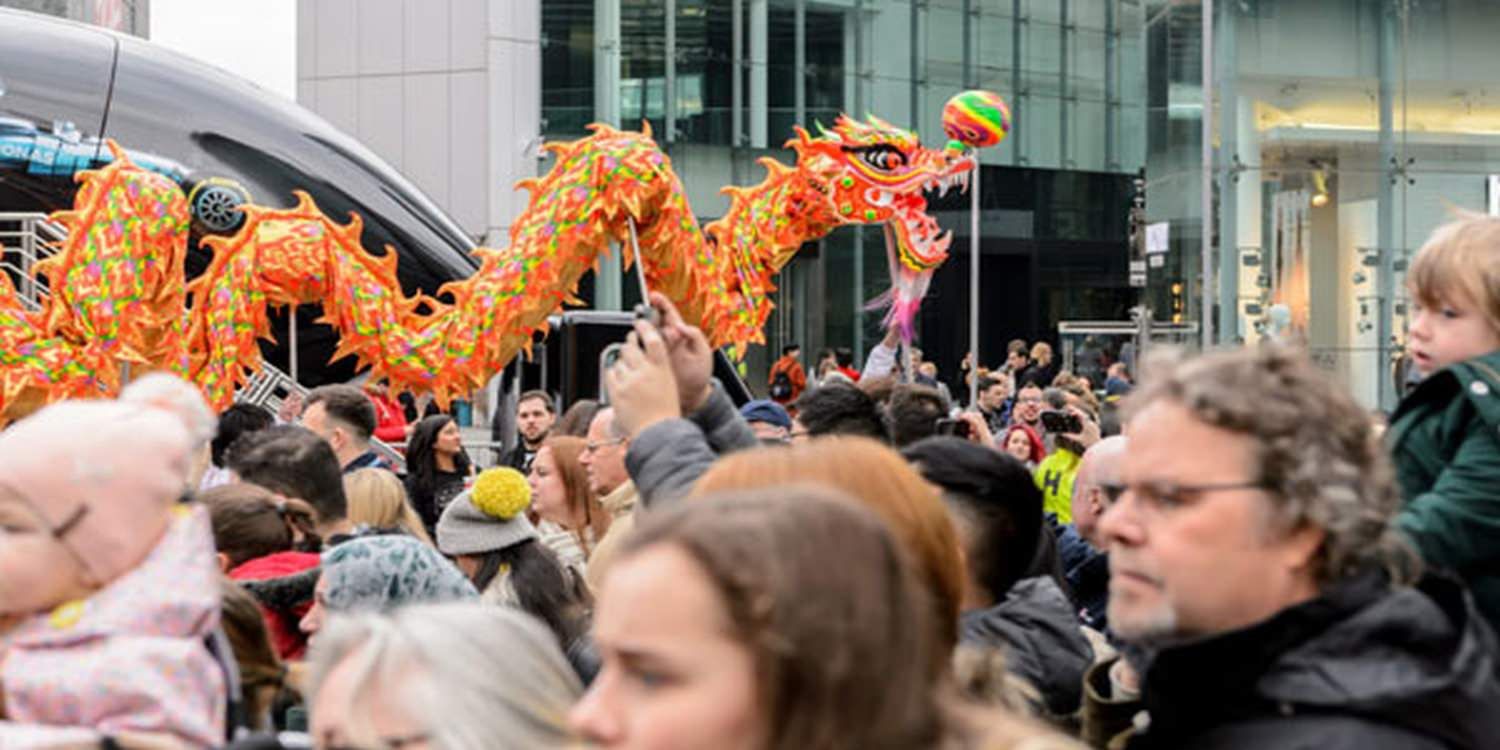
<box><xmin>942</xmin><ymin>90</ymin><xmax>1011</xmax><ymax>149</ymax></box>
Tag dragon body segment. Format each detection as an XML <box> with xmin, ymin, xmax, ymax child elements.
<box><xmin>38</xmin><ymin>141</ymin><xmax>192</xmax><ymax>374</ymax></box>
<box><xmin>0</xmin><ymin>115</ymin><xmax>971</xmax><ymax>418</ymax></box>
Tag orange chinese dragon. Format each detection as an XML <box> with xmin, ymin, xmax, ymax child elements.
<box><xmin>0</xmin><ymin>116</ymin><xmax>972</xmax><ymax>420</ymax></box>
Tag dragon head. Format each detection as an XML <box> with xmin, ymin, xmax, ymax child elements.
<box><xmin>791</xmin><ymin>115</ymin><xmax>974</xmax><ymax>272</ymax></box>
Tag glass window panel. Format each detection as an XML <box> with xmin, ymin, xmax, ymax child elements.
<box><xmin>767</xmin><ymin>5</ymin><xmax>797</xmax><ymax>141</ymax></box>
<box><xmin>926</xmin><ymin>4</ymin><xmax>966</xmax><ymax>82</ymax></box>
<box><xmin>620</xmin><ymin>0</ymin><xmax>666</xmax><ymax>135</ymax></box>
<box><xmin>976</xmin><ymin>0</ymin><xmax>1015</xmax><ymax>19</ymax></box>
<box><xmin>976</xmin><ymin>13</ymin><xmax>1017</xmax><ymax>94</ymax></box>
<box><xmin>1027</xmin><ymin>94</ymin><xmax>1062</xmax><ymax>169</ymax></box>
<box><xmin>541</xmin><ymin>0</ymin><xmax>595</xmax><ymax>137</ymax></box>
<box><xmin>671</xmin><ymin>0</ymin><xmax>734</xmax><ymax>144</ymax></box>
<box><xmin>1070</xmin><ymin>98</ymin><xmax>1107</xmax><ymax>171</ymax></box>
<box><xmin>1120</xmin><ymin>103</ymin><xmax>1147</xmax><ymax>171</ymax></box>
<box><xmin>822</xmin><ymin>228</ymin><xmax>856</xmax><ymax>358</ymax></box>
<box><xmin>1024</xmin><ymin>0</ymin><xmax>1060</xmax><ymax>26</ymax></box>
<box><xmin>805</xmin><ymin>7</ymin><xmax>846</xmax><ymax>116</ymax></box>
<box><xmin>1071</xmin><ymin>28</ymin><xmax>1107</xmax><ymax>103</ymax></box>
<box><xmin>1072</xmin><ymin>0</ymin><xmax>1108</xmax><ymax>31</ymax></box>
<box><xmin>1024</xmin><ymin>20</ymin><xmax>1062</xmax><ymax>99</ymax></box>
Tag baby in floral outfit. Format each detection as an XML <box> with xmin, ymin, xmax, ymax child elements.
<box><xmin>0</xmin><ymin>399</ymin><xmax>225</xmax><ymax>747</ymax></box>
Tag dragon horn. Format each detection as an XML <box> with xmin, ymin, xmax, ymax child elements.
<box><xmin>104</xmin><ymin>139</ymin><xmax>129</xmax><ymax>162</ymax></box>
<box><xmin>641</xmin><ymin>119</ymin><xmax>654</xmax><ymax>139</ymax></box>
<box><xmin>786</xmin><ymin>125</ymin><xmax>813</xmax><ymax>151</ymax></box>
<box><xmin>758</xmin><ymin>156</ymin><xmax>791</xmax><ymax>178</ymax></box>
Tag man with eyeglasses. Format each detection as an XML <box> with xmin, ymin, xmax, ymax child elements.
<box><xmin>1081</xmin><ymin>346</ymin><xmax>1500</xmax><ymax>749</ymax></box>
<box><xmin>1008</xmin><ymin>382</ymin><xmax>1046</xmax><ymax>436</ymax></box>
<box><xmin>579</xmin><ymin>407</ymin><xmax>639</xmax><ymax>593</ymax></box>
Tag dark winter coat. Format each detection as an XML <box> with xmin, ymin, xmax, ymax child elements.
<box><xmin>959</xmin><ymin>575</ymin><xmax>1097</xmax><ymax>718</ymax></box>
<box><xmin>1055</xmin><ymin>522</ymin><xmax>1109</xmax><ymax>631</ymax></box>
<box><xmin>1388</xmin><ymin>348</ymin><xmax>1500</xmax><ymax>629</ymax></box>
<box><xmin>1125</xmin><ymin>571</ymin><xmax>1500</xmax><ymax>750</ymax></box>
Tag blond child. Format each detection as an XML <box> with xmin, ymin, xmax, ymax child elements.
<box><xmin>1389</xmin><ymin>212</ymin><xmax>1500</xmax><ymax>629</ymax></box>
<box><xmin>0</xmin><ymin>400</ymin><xmax>226</xmax><ymax>746</ymax></box>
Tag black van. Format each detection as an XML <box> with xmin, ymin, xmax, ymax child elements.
<box><xmin>0</xmin><ymin>9</ymin><xmax>752</xmax><ymax>428</ymax></box>
<box><xmin>0</xmin><ymin>8</ymin><xmax>475</xmax><ymax>385</ymax></box>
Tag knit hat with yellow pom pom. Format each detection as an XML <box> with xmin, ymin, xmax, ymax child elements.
<box><xmin>435</xmin><ymin>467</ymin><xmax>540</xmax><ymax>556</ymax></box>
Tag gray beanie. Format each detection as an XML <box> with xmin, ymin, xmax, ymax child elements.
<box><xmin>436</xmin><ymin>488</ymin><xmax>540</xmax><ymax>556</ymax></box>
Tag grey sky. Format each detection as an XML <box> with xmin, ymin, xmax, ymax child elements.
<box><xmin>149</xmin><ymin>0</ymin><xmax>297</xmax><ymax>100</ymax></box>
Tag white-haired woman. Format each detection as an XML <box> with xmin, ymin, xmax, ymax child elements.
<box><xmin>308</xmin><ymin>603</ymin><xmax>582</xmax><ymax>749</ymax></box>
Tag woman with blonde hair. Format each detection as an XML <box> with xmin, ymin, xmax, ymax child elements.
<box><xmin>690</xmin><ymin>436</ymin><xmax>965</xmax><ymax>658</ymax></box>
<box><xmin>342</xmin><ymin>467</ymin><xmax>434</xmax><ymax>546</ymax></box>
<box><xmin>1019</xmin><ymin>341</ymin><xmax>1058</xmax><ymax>389</ymax></box>
<box><xmin>528</xmin><ymin>435</ymin><xmax>611</xmax><ymax>571</ymax></box>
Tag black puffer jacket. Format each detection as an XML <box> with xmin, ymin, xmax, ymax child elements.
<box><xmin>1129</xmin><ymin>571</ymin><xmax>1500</xmax><ymax>749</ymax></box>
<box><xmin>959</xmin><ymin>575</ymin><xmax>1096</xmax><ymax>717</ymax></box>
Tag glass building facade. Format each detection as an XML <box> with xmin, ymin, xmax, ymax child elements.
<box><xmin>1149</xmin><ymin>0</ymin><xmax>1500</xmax><ymax>410</ymax></box>
<box><xmin>541</xmin><ymin>0</ymin><xmax>1148</xmax><ymax>382</ymax></box>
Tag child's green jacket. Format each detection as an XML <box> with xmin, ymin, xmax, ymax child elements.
<box><xmin>1389</xmin><ymin>349</ymin><xmax>1500</xmax><ymax>629</ymax></box>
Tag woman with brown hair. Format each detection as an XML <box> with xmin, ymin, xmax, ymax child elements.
<box><xmin>528</xmin><ymin>435</ymin><xmax>611</xmax><ymax>572</ymax></box>
<box><xmin>200</xmin><ymin>482</ymin><xmax>321</xmax><ymax>570</ymax></box>
<box><xmin>342</xmin><ymin>467</ymin><xmax>435</xmax><ymax>546</ymax></box>
<box><xmin>219</xmin><ymin>579</ymin><xmax>294</xmax><ymax>732</ymax></box>
<box><xmin>690</xmin><ymin>436</ymin><xmax>966</xmax><ymax>656</ymax></box>
<box><xmin>555</xmin><ymin>398</ymin><xmax>603</xmax><ymax>437</ymax></box>
<box><xmin>571</xmin><ymin>487</ymin><xmax>1073</xmax><ymax>750</ymax></box>
<box><xmin>200</xmin><ymin>482</ymin><xmax>323</xmax><ymax>660</ymax></box>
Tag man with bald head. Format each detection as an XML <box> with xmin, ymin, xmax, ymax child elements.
<box><xmin>579</xmin><ymin>407</ymin><xmax>640</xmax><ymax>592</ymax></box>
<box><xmin>1057</xmin><ymin>435</ymin><xmax>1127</xmax><ymax>629</ymax></box>
<box><xmin>1072</xmin><ymin>436</ymin><xmax>1127</xmax><ymax>547</ymax></box>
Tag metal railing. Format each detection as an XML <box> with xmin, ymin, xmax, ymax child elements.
<box><xmin>0</xmin><ymin>211</ymin><xmax>67</xmax><ymax>310</ymax></box>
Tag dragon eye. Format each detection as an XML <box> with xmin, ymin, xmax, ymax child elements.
<box><xmin>858</xmin><ymin>146</ymin><xmax>905</xmax><ymax>171</ymax></box>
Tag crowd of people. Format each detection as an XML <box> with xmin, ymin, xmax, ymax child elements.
<box><xmin>4</xmin><ymin>214</ymin><xmax>1500</xmax><ymax>749</ymax></box>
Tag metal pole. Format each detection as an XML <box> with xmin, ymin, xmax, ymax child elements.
<box><xmin>594</xmin><ymin>0</ymin><xmax>621</xmax><ymax>127</ymax></box>
<box><xmin>20</xmin><ymin>216</ymin><xmax>36</xmax><ymax>302</ymax></box>
<box><xmin>852</xmin><ymin>0</ymin><xmax>866</xmax><ymax>360</ymax></box>
<box><xmin>732</xmin><ymin>0</ymin><xmax>743</xmax><ymax>147</ymax></box>
<box><xmin>750</xmin><ymin>0</ymin><xmax>768</xmax><ymax>148</ymax></box>
<box><xmin>1217</xmin><ymin>1</ymin><xmax>1239</xmax><ymax>343</ymax></box>
<box><xmin>795</xmin><ymin>0</ymin><xmax>806</xmax><ymax>124</ymax></box>
<box><xmin>1011</xmin><ymin>0</ymin><xmax>1023</xmax><ymax>166</ymax></box>
<box><xmin>910</xmin><ymin>0</ymin><xmax>920</xmax><ymax>126</ymax></box>
<box><xmin>853</xmin><ymin>0</ymin><xmax>865</xmax><ymax>114</ymax></box>
<box><xmin>968</xmin><ymin>158</ymin><xmax>981</xmax><ymax>409</ymax></box>
<box><xmin>665</xmin><ymin>0</ymin><xmax>676</xmax><ymax>142</ymax></box>
<box><xmin>288</xmin><ymin>307</ymin><xmax>299</xmax><ymax>384</ymax></box>
<box><xmin>1105</xmin><ymin>0</ymin><xmax>1116</xmax><ymax>169</ymax></box>
<box><xmin>961</xmin><ymin>0</ymin><xmax>973</xmax><ymax>88</ymax></box>
<box><xmin>1377</xmin><ymin>0</ymin><xmax>1398</xmax><ymax>409</ymax></box>
<box><xmin>1059</xmin><ymin>0</ymin><xmax>1069</xmax><ymax>166</ymax></box>
<box><xmin>1199</xmin><ymin>0</ymin><xmax>1216</xmax><ymax>348</ymax></box>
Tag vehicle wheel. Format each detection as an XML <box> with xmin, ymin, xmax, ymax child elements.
<box><xmin>189</xmin><ymin>179</ymin><xmax>249</xmax><ymax>233</ymax></box>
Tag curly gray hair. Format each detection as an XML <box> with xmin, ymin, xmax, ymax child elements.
<box><xmin>1124</xmin><ymin>345</ymin><xmax>1416</xmax><ymax>587</ymax></box>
